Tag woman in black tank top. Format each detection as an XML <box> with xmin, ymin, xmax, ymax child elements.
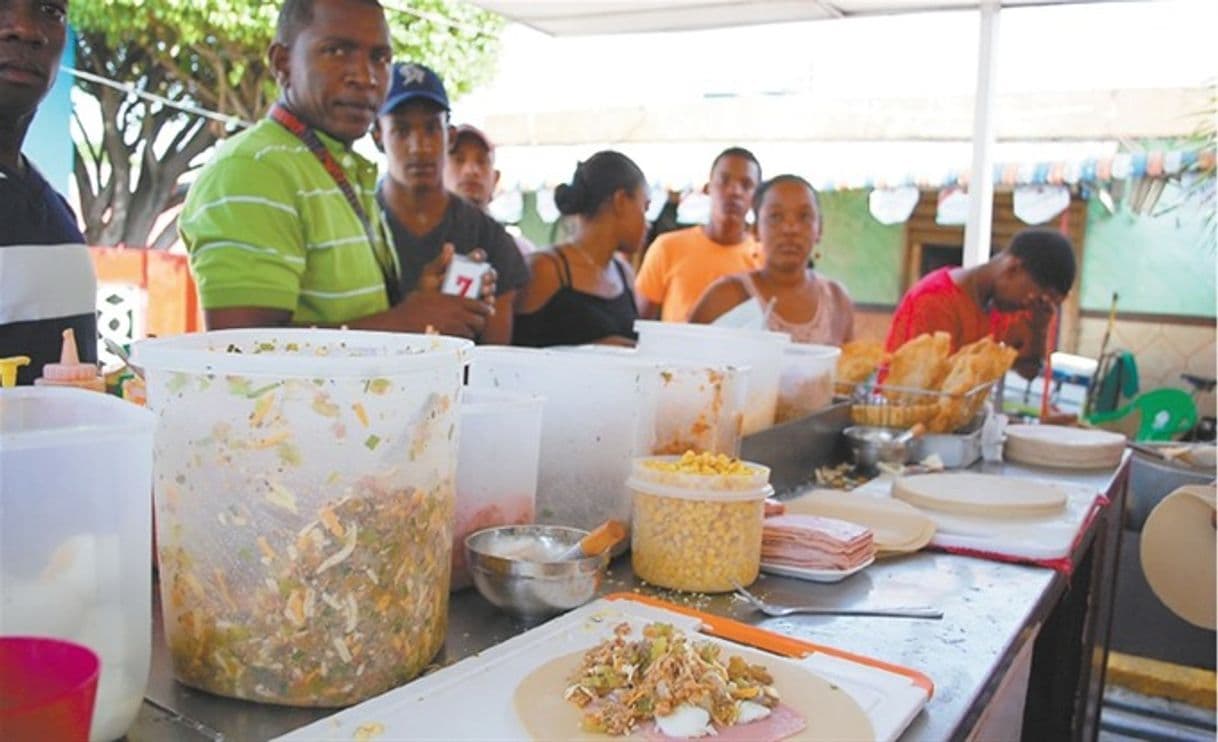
<box><xmin>514</xmin><ymin>151</ymin><xmax>649</xmax><ymax>347</ymax></box>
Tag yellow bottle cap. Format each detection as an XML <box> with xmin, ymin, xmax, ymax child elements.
<box><xmin>0</xmin><ymin>356</ymin><xmax>31</xmax><ymax>388</ymax></box>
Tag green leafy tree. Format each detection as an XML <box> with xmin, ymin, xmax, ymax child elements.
<box><xmin>69</xmin><ymin>0</ymin><xmax>502</xmax><ymax>248</ymax></box>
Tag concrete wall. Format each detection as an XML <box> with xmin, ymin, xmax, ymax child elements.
<box><xmin>816</xmin><ymin>189</ymin><xmax>904</xmax><ymax>305</ymax></box>
<box><xmin>1080</xmin><ymin>182</ymin><xmax>1216</xmax><ymax>317</ymax></box>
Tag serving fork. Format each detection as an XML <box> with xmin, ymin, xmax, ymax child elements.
<box><xmin>731</xmin><ymin>581</ymin><xmax>943</xmax><ymax>620</ymax></box>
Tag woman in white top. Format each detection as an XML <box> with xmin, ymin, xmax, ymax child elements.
<box><xmin>688</xmin><ymin>174</ymin><xmax>855</xmax><ymax>345</ymax></box>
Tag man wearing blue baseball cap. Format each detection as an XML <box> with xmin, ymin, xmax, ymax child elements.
<box><xmin>375</xmin><ymin>61</ymin><xmax>528</xmax><ymax>345</ymax></box>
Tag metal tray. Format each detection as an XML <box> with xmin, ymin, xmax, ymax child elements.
<box><xmin>741</xmin><ymin>400</ymin><xmax>852</xmax><ymax>493</ymax></box>
<box><xmin>912</xmin><ymin>425</ymin><xmax>983</xmax><ymax>469</ymax></box>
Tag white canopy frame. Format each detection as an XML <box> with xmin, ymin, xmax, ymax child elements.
<box><xmin>466</xmin><ymin>0</ymin><xmax>1148</xmax><ymax>265</ymax></box>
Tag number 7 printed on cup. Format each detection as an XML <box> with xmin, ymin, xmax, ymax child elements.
<box><xmin>442</xmin><ymin>253</ymin><xmax>494</xmax><ymax>299</ymax></box>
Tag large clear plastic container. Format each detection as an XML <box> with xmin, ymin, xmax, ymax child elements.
<box><xmin>776</xmin><ymin>343</ymin><xmax>841</xmax><ymax>424</ymax></box>
<box><xmin>467</xmin><ymin>347</ymin><xmax>659</xmax><ymax>532</ymax></box>
<box><xmin>628</xmin><ymin>455</ymin><xmax>772</xmax><ymax>593</ymax></box>
<box><xmin>635</xmin><ymin>320</ymin><xmax>790</xmax><ymax>435</ymax></box>
<box><xmin>0</xmin><ymin>387</ymin><xmax>155</xmax><ymax>741</ymax></box>
<box><xmin>133</xmin><ymin>330</ymin><xmax>469</xmax><ymax>707</ymax></box>
<box><xmin>556</xmin><ymin>346</ymin><xmax>747</xmax><ymax>456</ymax></box>
<box><xmin>452</xmin><ymin>388</ymin><xmax>544</xmax><ymax>590</ymax></box>
<box><xmin>651</xmin><ymin>363</ymin><xmax>747</xmax><ymax>456</ymax></box>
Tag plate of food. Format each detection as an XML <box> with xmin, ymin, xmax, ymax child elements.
<box><xmin>275</xmin><ymin>596</ymin><xmax>931</xmax><ymax>742</ymax></box>
<box><xmin>759</xmin><ymin>513</ymin><xmax>877</xmax><ymax>582</ymax></box>
<box><xmin>514</xmin><ymin>621</ymin><xmax>872</xmax><ymax>740</ymax></box>
<box><xmin>760</xmin><ymin>555</ymin><xmax>876</xmax><ymax>584</ymax></box>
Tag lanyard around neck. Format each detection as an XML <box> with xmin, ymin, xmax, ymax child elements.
<box><xmin>268</xmin><ymin>103</ymin><xmax>401</xmax><ymax>304</ymax></box>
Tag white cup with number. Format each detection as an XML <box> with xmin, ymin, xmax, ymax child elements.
<box><xmin>442</xmin><ymin>253</ymin><xmax>493</xmax><ymax>299</ymax></box>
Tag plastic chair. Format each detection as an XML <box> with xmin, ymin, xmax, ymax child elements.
<box><xmin>1088</xmin><ymin>388</ymin><xmax>1198</xmax><ymax>442</ymax></box>
<box><xmin>1132</xmin><ymin>388</ymin><xmax>1199</xmax><ymax>442</ymax></box>
<box><xmin>1084</xmin><ymin>350</ymin><xmax>1139</xmax><ymax>417</ymax></box>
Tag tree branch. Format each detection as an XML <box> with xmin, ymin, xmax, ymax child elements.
<box><xmin>150</xmin><ymin>213</ymin><xmax>181</xmax><ymax>251</ymax></box>
<box><xmin>67</xmin><ymin>0</ymin><xmax>502</xmax><ymax>249</ymax></box>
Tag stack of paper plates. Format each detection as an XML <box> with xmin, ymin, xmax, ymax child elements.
<box><xmin>893</xmin><ymin>472</ymin><xmax>1068</xmax><ymax>518</ymax></box>
<box><xmin>1004</xmin><ymin>424</ymin><xmax>1125</xmax><ymax>470</ymax></box>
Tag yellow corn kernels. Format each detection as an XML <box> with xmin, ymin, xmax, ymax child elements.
<box><xmin>642</xmin><ymin>451</ymin><xmax>752</xmax><ymax>476</ymax></box>
<box><xmin>631</xmin><ymin>491</ymin><xmax>763</xmax><ymax>593</ymax></box>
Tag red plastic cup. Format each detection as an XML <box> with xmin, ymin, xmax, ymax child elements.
<box><xmin>0</xmin><ymin>637</ymin><xmax>100</xmax><ymax>742</ymax></box>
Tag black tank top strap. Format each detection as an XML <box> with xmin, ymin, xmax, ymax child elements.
<box><xmin>611</xmin><ymin>257</ymin><xmax>638</xmax><ymax>314</ymax></box>
<box><xmin>553</xmin><ymin>249</ymin><xmax>574</xmax><ymax>288</ymax></box>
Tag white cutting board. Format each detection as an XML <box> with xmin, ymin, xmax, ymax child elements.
<box><xmin>855</xmin><ymin>476</ymin><xmax>1101</xmax><ymax>561</ymax></box>
<box><xmin>274</xmin><ymin>597</ymin><xmax>929</xmax><ymax>742</ymax></box>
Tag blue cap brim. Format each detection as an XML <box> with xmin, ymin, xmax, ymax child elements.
<box><xmin>379</xmin><ymin>91</ymin><xmax>450</xmax><ymax>116</ymax></box>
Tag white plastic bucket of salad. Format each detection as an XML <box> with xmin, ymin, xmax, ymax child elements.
<box><xmin>133</xmin><ymin>329</ymin><xmax>471</xmax><ymax>707</ymax></box>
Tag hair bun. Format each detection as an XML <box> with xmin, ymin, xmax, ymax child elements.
<box><xmin>553</xmin><ymin>181</ymin><xmax>585</xmax><ymax>216</ymax></box>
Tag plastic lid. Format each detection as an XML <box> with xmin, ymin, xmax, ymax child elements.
<box><xmin>38</xmin><ymin>329</ymin><xmax>99</xmax><ymax>382</ymax></box>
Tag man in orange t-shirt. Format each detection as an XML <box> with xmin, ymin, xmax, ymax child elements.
<box><xmin>885</xmin><ymin>228</ymin><xmax>1077</xmax><ymax>379</ymax></box>
<box><xmin>635</xmin><ymin>148</ymin><xmax>762</xmax><ymax>322</ymax></box>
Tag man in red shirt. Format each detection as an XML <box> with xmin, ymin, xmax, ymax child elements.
<box><xmin>885</xmin><ymin>228</ymin><xmax>1077</xmax><ymax>379</ymax></box>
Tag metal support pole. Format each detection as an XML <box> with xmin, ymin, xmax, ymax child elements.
<box><xmin>963</xmin><ymin>1</ymin><xmax>1001</xmax><ymax>267</ymax></box>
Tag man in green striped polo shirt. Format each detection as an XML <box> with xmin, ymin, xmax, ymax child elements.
<box><xmin>180</xmin><ymin>0</ymin><xmax>493</xmax><ymax>337</ymax></box>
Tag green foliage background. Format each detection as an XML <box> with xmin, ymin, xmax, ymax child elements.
<box><xmin>66</xmin><ymin>0</ymin><xmax>504</xmax><ymax>246</ymax></box>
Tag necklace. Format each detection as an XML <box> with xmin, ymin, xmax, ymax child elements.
<box><xmin>567</xmin><ymin>243</ymin><xmax>606</xmax><ymax>269</ymax></box>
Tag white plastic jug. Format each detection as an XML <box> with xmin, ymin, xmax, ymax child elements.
<box><xmin>134</xmin><ymin>329</ymin><xmax>470</xmax><ymax>707</ymax></box>
<box><xmin>467</xmin><ymin>347</ymin><xmax>659</xmax><ymax>531</ymax></box>
<box><xmin>635</xmin><ymin>320</ymin><xmax>790</xmax><ymax>435</ymax></box>
<box><xmin>0</xmin><ymin>387</ymin><xmax>155</xmax><ymax>742</ymax></box>
<box><xmin>452</xmin><ymin>388</ymin><xmax>544</xmax><ymax>589</ymax></box>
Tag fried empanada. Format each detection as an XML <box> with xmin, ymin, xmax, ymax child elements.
<box><xmin>836</xmin><ymin>340</ymin><xmax>887</xmax><ymax>386</ymax></box>
<box><xmin>928</xmin><ymin>353</ymin><xmax>988</xmax><ymax>432</ymax></box>
<box><xmin>885</xmin><ymin>332</ymin><xmax>952</xmax><ymax>395</ymax></box>
<box><xmin>948</xmin><ymin>337</ymin><xmax>1018</xmax><ymax>384</ymax></box>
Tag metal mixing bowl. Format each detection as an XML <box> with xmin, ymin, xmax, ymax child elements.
<box><xmin>843</xmin><ymin>425</ymin><xmax>912</xmax><ymax>470</ymax></box>
<box><xmin>465</xmin><ymin>525</ymin><xmax>608</xmax><ymax>619</ymax></box>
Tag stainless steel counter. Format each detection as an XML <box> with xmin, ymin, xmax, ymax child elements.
<box><xmin>128</xmin><ymin>457</ymin><xmax>1128</xmax><ymax>741</ymax></box>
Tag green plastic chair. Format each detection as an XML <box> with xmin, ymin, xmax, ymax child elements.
<box><xmin>1087</xmin><ymin>388</ymin><xmax>1197</xmax><ymax>442</ymax></box>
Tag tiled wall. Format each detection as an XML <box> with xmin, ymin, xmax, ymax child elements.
<box><xmin>852</xmin><ymin>307</ymin><xmax>1217</xmax><ymax>418</ymax></box>
<box><xmin>1075</xmin><ymin>316</ymin><xmax>1217</xmax><ymax>418</ymax></box>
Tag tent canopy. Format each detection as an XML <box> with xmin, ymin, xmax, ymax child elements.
<box><xmin>470</xmin><ymin>0</ymin><xmax>1126</xmax><ymax>36</ymax></box>
<box><xmin>466</xmin><ymin>0</ymin><xmax>1165</xmax><ymax>267</ymax></box>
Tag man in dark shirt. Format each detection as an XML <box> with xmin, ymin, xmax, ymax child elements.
<box><xmin>1</xmin><ymin>0</ymin><xmax>97</xmax><ymax>385</ymax></box>
<box><xmin>444</xmin><ymin>123</ymin><xmax>536</xmax><ymax>256</ymax></box>
<box><xmin>375</xmin><ymin>62</ymin><xmax>528</xmax><ymax>344</ymax></box>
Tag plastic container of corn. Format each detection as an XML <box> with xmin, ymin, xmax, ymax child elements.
<box><xmin>628</xmin><ymin>453</ymin><xmax>773</xmax><ymax>593</ymax></box>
